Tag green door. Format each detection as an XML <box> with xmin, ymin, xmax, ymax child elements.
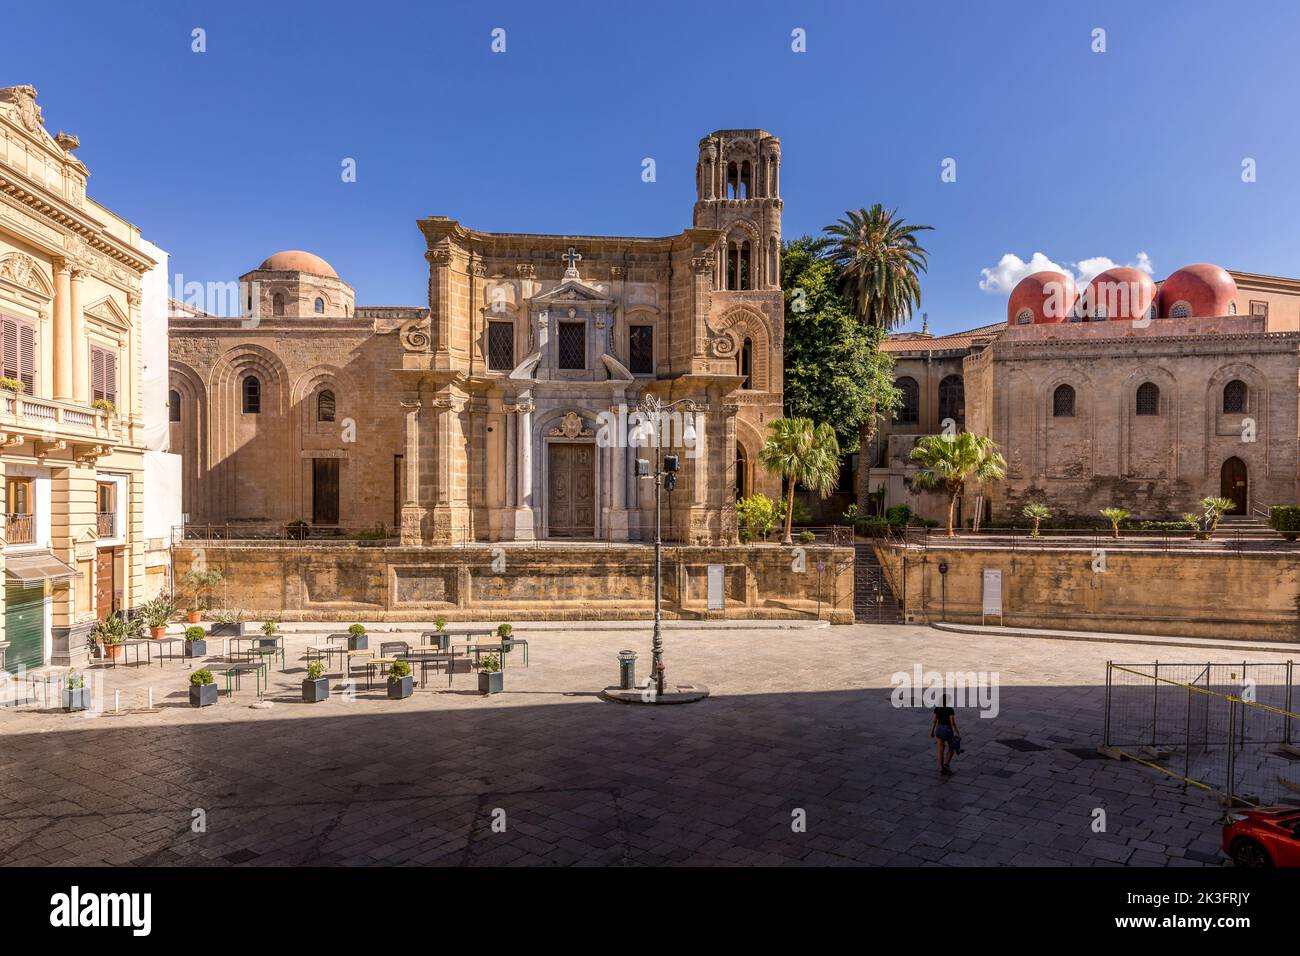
<box><xmin>4</xmin><ymin>584</ymin><xmax>44</xmax><ymax>673</ymax></box>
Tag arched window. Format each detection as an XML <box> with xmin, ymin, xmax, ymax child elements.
<box><xmin>242</xmin><ymin>375</ymin><xmax>261</xmax><ymax>414</ymax></box>
<box><xmin>1052</xmin><ymin>384</ymin><xmax>1075</xmax><ymax>418</ymax></box>
<box><xmin>1170</xmin><ymin>301</ymin><xmax>1192</xmax><ymax>319</ymax></box>
<box><xmin>739</xmin><ymin>160</ymin><xmax>751</xmax><ymax>199</ymax></box>
<box><xmin>168</xmin><ymin>388</ymin><xmax>181</xmax><ymax>423</ymax></box>
<box><xmin>1015</xmin><ymin>308</ymin><xmax>1034</xmax><ymax>325</ymax></box>
<box><xmin>1135</xmin><ymin>382</ymin><xmax>1159</xmax><ymax>416</ymax></box>
<box><xmin>273</xmin><ymin>293</ymin><xmax>284</xmax><ymax>316</ymax></box>
<box><xmin>938</xmin><ymin>375</ymin><xmax>965</xmax><ymax>427</ymax></box>
<box><xmin>317</xmin><ymin>388</ymin><xmax>336</xmax><ymax>423</ymax></box>
<box><xmin>739</xmin><ymin>337</ymin><xmax>753</xmax><ymax>390</ymax></box>
<box><xmin>895</xmin><ymin>376</ymin><xmax>919</xmax><ymax>425</ymax></box>
<box><xmin>314</xmin><ymin>297</ymin><xmax>325</xmax><ymax>314</ymax></box>
<box><xmin>735</xmin><ymin>445</ymin><xmax>748</xmax><ymax>501</ymax></box>
<box><xmin>726</xmin><ymin>161</ymin><xmax>739</xmax><ymax>199</ymax></box>
<box><xmin>1223</xmin><ymin>379</ymin><xmax>1247</xmax><ymax>413</ymax></box>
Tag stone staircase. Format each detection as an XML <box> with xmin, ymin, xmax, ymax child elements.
<box><xmin>1218</xmin><ymin>514</ymin><xmax>1272</xmax><ymax>534</ymax></box>
<box><xmin>853</xmin><ymin>541</ymin><xmax>904</xmax><ymax>624</ymax></box>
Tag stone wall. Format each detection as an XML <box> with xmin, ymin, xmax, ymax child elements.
<box><xmin>875</xmin><ymin>541</ymin><xmax>1300</xmax><ymax>641</ymax></box>
<box><xmin>175</xmin><ymin>542</ymin><xmax>855</xmax><ymax>624</ymax></box>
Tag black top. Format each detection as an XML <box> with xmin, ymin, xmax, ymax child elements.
<box><xmin>934</xmin><ymin>706</ymin><xmax>955</xmax><ymax>727</ymax></box>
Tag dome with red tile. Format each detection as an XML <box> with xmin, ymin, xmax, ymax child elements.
<box><xmin>1084</xmin><ymin>267</ymin><xmax>1156</xmax><ymax>321</ymax></box>
<box><xmin>1007</xmin><ymin>271</ymin><xmax>1077</xmax><ymax>325</ymax></box>
<box><xmin>1158</xmin><ymin>263</ymin><xmax>1237</xmax><ymax>318</ymax></box>
<box><xmin>256</xmin><ymin>250</ymin><xmax>339</xmax><ymax>279</ymax></box>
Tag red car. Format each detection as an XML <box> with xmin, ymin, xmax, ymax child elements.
<box><xmin>1223</xmin><ymin>806</ymin><xmax>1300</xmax><ymax>867</ymax></box>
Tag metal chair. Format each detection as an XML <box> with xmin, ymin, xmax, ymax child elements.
<box><xmin>380</xmin><ymin>640</ymin><xmax>411</xmax><ymax>658</ymax></box>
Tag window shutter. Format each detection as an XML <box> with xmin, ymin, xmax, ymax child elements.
<box><xmin>105</xmin><ymin>350</ymin><xmax>117</xmax><ymax>404</ymax></box>
<box><xmin>17</xmin><ymin>323</ymin><xmax>34</xmax><ymax>391</ymax></box>
<box><xmin>91</xmin><ymin>347</ymin><xmax>104</xmax><ymax>401</ymax></box>
<box><xmin>2</xmin><ymin>318</ymin><xmax>16</xmax><ymax>381</ymax></box>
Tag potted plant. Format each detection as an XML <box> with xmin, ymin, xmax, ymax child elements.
<box><xmin>302</xmin><ymin>659</ymin><xmax>330</xmax><ymax>703</ymax></box>
<box><xmin>348</xmin><ymin>622</ymin><xmax>368</xmax><ymax>651</ymax></box>
<box><xmin>478</xmin><ymin>654</ymin><xmax>503</xmax><ymax>695</ymax></box>
<box><xmin>496</xmin><ymin>622</ymin><xmax>514</xmax><ymax>654</ymax></box>
<box><xmin>139</xmin><ymin>593</ymin><xmax>176</xmax><ymax>638</ymax></box>
<box><xmin>209</xmin><ymin>609</ymin><xmax>244</xmax><ymax>638</ymax></box>
<box><xmin>181</xmin><ymin>569</ymin><xmax>223</xmax><ymax>624</ymax></box>
<box><xmin>189</xmin><ymin>669</ymin><xmax>218</xmax><ymax>707</ymax></box>
<box><xmin>0</xmin><ymin>376</ymin><xmax>25</xmax><ymax>394</ymax></box>
<box><xmin>184</xmin><ymin>625</ymin><xmax>208</xmax><ymax>658</ymax></box>
<box><xmin>63</xmin><ymin>670</ymin><xmax>90</xmax><ymax>712</ymax></box>
<box><xmin>92</xmin><ymin>398</ymin><xmax>116</xmax><ymax>416</ymax></box>
<box><xmin>91</xmin><ymin>616</ymin><xmax>134</xmax><ymax>660</ymax></box>
<box><xmin>387</xmin><ymin>659</ymin><xmax>413</xmax><ymax>699</ymax></box>
<box><xmin>798</xmin><ymin>529</ymin><xmax>816</xmax><ymax>545</ymax></box>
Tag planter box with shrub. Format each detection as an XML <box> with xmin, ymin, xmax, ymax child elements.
<box><xmin>189</xmin><ymin>669</ymin><xmax>218</xmax><ymax>707</ymax></box>
<box><xmin>184</xmin><ymin>626</ymin><xmax>208</xmax><ymax>658</ymax></box>
<box><xmin>348</xmin><ymin>623</ymin><xmax>368</xmax><ymax>651</ymax></box>
<box><xmin>387</xmin><ymin>660</ymin><xmax>413</xmax><ymax>699</ymax></box>
<box><xmin>302</xmin><ymin>660</ymin><xmax>329</xmax><ymax>703</ymax></box>
<box><xmin>1271</xmin><ymin>505</ymin><xmax>1300</xmax><ymax>542</ymax></box>
<box><xmin>478</xmin><ymin>653</ymin><xmax>503</xmax><ymax>695</ymax></box>
<box><xmin>210</xmin><ymin>621</ymin><xmax>244</xmax><ymax>638</ymax></box>
<box><xmin>63</xmin><ymin>671</ymin><xmax>89</xmax><ymax>712</ymax></box>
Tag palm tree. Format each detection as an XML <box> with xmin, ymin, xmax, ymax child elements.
<box><xmin>1199</xmin><ymin>496</ymin><xmax>1235</xmax><ymax>538</ymax></box>
<box><xmin>1022</xmin><ymin>502</ymin><xmax>1050</xmax><ymax>537</ymax></box>
<box><xmin>1100</xmin><ymin>507</ymin><xmax>1130</xmax><ymax>539</ymax></box>
<box><xmin>822</xmin><ymin>204</ymin><xmax>933</xmax><ymax>511</ymax></box>
<box><xmin>759</xmin><ymin>417</ymin><xmax>841</xmax><ymax>545</ymax></box>
<box><xmin>908</xmin><ymin>433</ymin><xmax>1006</xmax><ymax>537</ymax></box>
<box><xmin>823</xmin><ymin>204</ymin><xmax>933</xmax><ymax>331</ymax></box>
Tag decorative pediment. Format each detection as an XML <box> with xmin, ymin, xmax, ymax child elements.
<box><xmin>530</xmin><ymin>278</ymin><xmax>613</xmax><ymax>306</ymax></box>
<box><xmin>0</xmin><ymin>253</ymin><xmax>53</xmax><ymax>297</ymax></box>
<box><xmin>85</xmin><ymin>295</ymin><xmax>131</xmax><ymax>330</ymax></box>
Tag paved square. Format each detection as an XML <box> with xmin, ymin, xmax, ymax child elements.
<box><xmin>0</xmin><ymin>624</ymin><xmax>1272</xmax><ymax>866</ymax></box>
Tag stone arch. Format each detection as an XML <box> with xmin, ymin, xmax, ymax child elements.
<box><xmin>1118</xmin><ymin>365</ymin><xmax>1178</xmax><ymax>480</ymax></box>
<box><xmin>209</xmin><ymin>344</ymin><xmax>292</xmax><ymax>523</ymax></box>
<box><xmin>169</xmin><ymin>360</ymin><xmax>208</xmax><ymax>524</ymax></box>
<box><xmin>712</xmin><ymin>305</ymin><xmax>772</xmax><ymax>392</ymax></box>
<box><xmin>1040</xmin><ymin>371</ymin><xmax>1094</xmax><ymax>480</ymax></box>
<box><xmin>1204</xmin><ymin>361</ymin><xmax>1269</xmax><ymax>479</ymax></box>
<box><xmin>734</xmin><ymin>416</ymin><xmax>766</xmax><ymax>500</ymax></box>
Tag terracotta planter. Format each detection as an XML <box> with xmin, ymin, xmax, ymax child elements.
<box><xmin>150</xmin><ymin>626</ymin><xmax>167</xmax><ymax>639</ymax></box>
<box><xmin>186</xmin><ymin>611</ymin><xmax>202</xmax><ymax>624</ymax></box>
<box><xmin>104</xmin><ymin>643</ymin><xmax>123</xmax><ymax>660</ymax></box>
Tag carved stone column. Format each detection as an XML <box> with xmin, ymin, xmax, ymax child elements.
<box><xmin>399</xmin><ymin>399</ymin><xmax>426</xmax><ymax>545</ymax></box>
<box><xmin>510</xmin><ymin>397</ymin><xmax>536</xmax><ymax>540</ymax></box>
<box><xmin>53</xmin><ymin>259</ymin><xmax>72</xmax><ymax>400</ymax></box>
<box><xmin>70</xmin><ymin>268</ymin><xmax>87</xmax><ymax>403</ymax></box>
<box><xmin>604</xmin><ymin>394</ymin><xmax>630</xmax><ymax>541</ymax></box>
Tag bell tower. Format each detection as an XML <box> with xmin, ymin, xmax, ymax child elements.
<box><xmin>693</xmin><ymin>130</ymin><xmax>782</xmax><ymax>291</ymax></box>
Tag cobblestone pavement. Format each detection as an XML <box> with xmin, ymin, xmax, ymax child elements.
<box><xmin>0</xmin><ymin>624</ymin><xmax>1279</xmax><ymax>866</ymax></box>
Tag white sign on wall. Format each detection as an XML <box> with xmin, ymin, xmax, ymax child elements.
<box><xmin>707</xmin><ymin>564</ymin><xmax>725</xmax><ymax>611</ymax></box>
<box><xmin>981</xmin><ymin>568</ymin><xmax>1002</xmax><ymax>624</ymax></box>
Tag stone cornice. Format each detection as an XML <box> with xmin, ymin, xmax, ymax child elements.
<box><xmin>989</xmin><ymin>330</ymin><xmax>1300</xmax><ymax>360</ymax></box>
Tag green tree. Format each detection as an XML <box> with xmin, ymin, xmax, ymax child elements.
<box><xmin>820</xmin><ymin>207</ymin><xmax>932</xmax><ymax>509</ymax></box>
<box><xmin>1022</xmin><ymin>502</ymin><xmax>1050</xmax><ymax>537</ymax></box>
<box><xmin>823</xmin><ymin>204</ymin><xmax>933</xmax><ymax>331</ymax></box>
<box><xmin>1100</xmin><ymin>507</ymin><xmax>1130</xmax><ymax>539</ymax></box>
<box><xmin>781</xmin><ymin>237</ymin><xmax>901</xmax><ymax>450</ymax></box>
<box><xmin>908</xmin><ymin>433</ymin><xmax>1007</xmax><ymax>537</ymax></box>
<box><xmin>759</xmin><ymin>417</ymin><xmax>842</xmax><ymax>545</ymax></box>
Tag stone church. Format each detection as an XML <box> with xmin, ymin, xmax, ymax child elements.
<box><xmin>170</xmin><ymin>129</ymin><xmax>785</xmax><ymax>544</ymax></box>
<box><xmin>868</xmin><ymin>263</ymin><xmax>1300</xmax><ymax>523</ymax></box>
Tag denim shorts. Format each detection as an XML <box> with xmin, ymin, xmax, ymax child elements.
<box><xmin>935</xmin><ymin>725</ymin><xmax>954</xmax><ymax>742</ymax></box>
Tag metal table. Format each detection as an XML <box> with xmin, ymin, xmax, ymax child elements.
<box><xmin>399</xmin><ymin>649</ymin><xmax>460</xmax><ymax>688</ymax></box>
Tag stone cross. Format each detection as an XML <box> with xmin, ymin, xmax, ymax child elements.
<box><xmin>562</xmin><ymin>246</ymin><xmax>582</xmax><ymax>274</ymax></box>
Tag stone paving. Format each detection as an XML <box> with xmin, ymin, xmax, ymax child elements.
<box><xmin>0</xmin><ymin>623</ymin><xmax>1283</xmax><ymax>866</ymax></box>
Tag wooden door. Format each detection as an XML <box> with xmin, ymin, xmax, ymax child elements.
<box><xmin>313</xmin><ymin>458</ymin><xmax>340</xmax><ymax>525</ymax></box>
<box><xmin>1220</xmin><ymin>457</ymin><xmax>1247</xmax><ymax>515</ymax></box>
<box><xmin>95</xmin><ymin>549</ymin><xmax>115</xmax><ymax>621</ymax></box>
<box><xmin>548</xmin><ymin>444</ymin><xmax>595</xmax><ymax>537</ymax></box>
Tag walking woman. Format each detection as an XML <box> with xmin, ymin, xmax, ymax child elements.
<box><xmin>929</xmin><ymin>693</ymin><xmax>961</xmax><ymax>775</ymax></box>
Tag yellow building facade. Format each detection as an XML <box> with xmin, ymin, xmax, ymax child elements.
<box><xmin>0</xmin><ymin>85</ymin><xmax>162</xmax><ymax>672</ymax></box>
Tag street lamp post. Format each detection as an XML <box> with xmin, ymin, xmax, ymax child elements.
<box><xmin>634</xmin><ymin>394</ymin><xmax>698</xmax><ymax>699</ymax></box>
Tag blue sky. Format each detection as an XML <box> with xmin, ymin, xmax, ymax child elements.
<box><xmin>6</xmin><ymin>0</ymin><xmax>1299</xmax><ymax>333</ymax></box>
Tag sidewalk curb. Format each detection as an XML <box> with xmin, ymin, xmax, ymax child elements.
<box><xmin>200</xmin><ymin>619</ymin><xmax>832</xmax><ymax>634</ymax></box>
<box><xmin>929</xmin><ymin>621</ymin><xmax>1299</xmax><ymax>656</ymax></box>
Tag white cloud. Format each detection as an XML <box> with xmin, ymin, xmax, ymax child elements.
<box><xmin>979</xmin><ymin>251</ymin><xmax>1154</xmax><ymax>293</ymax></box>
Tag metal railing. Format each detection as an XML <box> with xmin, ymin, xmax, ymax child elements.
<box><xmin>96</xmin><ymin>512</ymin><xmax>116</xmax><ymax>538</ymax></box>
<box><xmin>867</xmin><ymin>525</ymin><xmax>1290</xmax><ymax>553</ymax></box>
<box><xmin>4</xmin><ymin>513</ymin><xmax>33</xmax><ymax>545</ymax></box>
<box><xmin>1103</xmin><ymin>660</ymin><xmax>1300</xmax><ymax>808</ymax></box>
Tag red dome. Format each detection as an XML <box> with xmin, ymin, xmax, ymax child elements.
<box><xmin>1007</xmin><ymin>271</ymin><xmax>1077</xmax><ymax>325</ymax></box>
<box><xmin>1158</xmin><ymin>263</ymin><xmax>1237</xmax><ymax>318</ymax></box>
<box><xmin>1084</xmin><ymin>267</ymin><xmax>1156</xmax><ymax>321</ymax></box>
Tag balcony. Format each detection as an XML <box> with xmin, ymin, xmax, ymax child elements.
<box><xmin>96</xmin><ymin>511</ymin><xmax>116</xmax><ymax>539</ymax></box>
<box><xmin>5</xmin><ymin>513</ymin><xmax>34</xmax><ymax>545</ymax></box>
<box><xmin>0</xmin><ymin>393</ymin><xmax>117</xmax><ymax>444</ymax></box>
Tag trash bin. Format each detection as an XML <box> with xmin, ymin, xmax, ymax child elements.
<box><xmin>618</xmin><ymin>650</ymin><xmax>637</xmax><ymax>690</ymax></box>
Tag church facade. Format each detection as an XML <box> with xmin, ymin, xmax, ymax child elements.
<box><xmin>170</xmin><ymin>129</ymin><xmax>785</xmax><ymax>545</ymax></box>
